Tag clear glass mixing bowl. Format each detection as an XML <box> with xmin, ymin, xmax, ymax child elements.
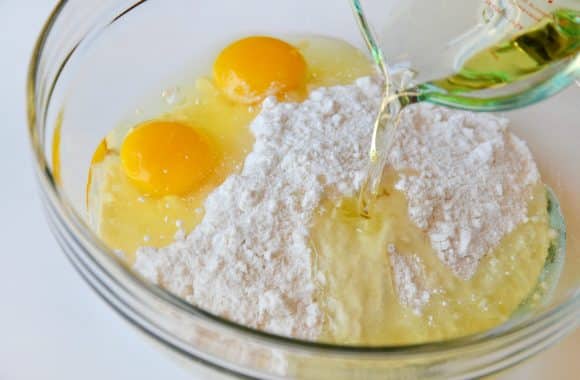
<box><xmin>27</xmin><ymin>1</ymin><xmax>580</xmax><ymax>379</ymax></box>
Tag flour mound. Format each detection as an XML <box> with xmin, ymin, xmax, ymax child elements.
<box><xmin>389</xmin><ymin>104</ymin><xmax>539</xmax><ymax>279</ymax></box>
<box><xmin>134</xmin><ymin>77</ymin><xmax>541</xmax><ymax>335</ymax></box>
<box><xmin>134</xmin><ymin>78</ymin><xmax>381</xmax><ymax>339</ymax></box>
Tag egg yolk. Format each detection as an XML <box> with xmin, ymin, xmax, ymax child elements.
<box><xmin>120</xmin><ymin>121</ymin><xmax>217</xmax><ymax>196</ymax></box>
<box><xmin>213</xmin><ymin>36</ymin><xmax>307</xmax><ymax>104</ymax></box>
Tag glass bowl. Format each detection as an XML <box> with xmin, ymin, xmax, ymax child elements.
<box><xmin>27</xmin><ymin>1</ymin><xmax>580</xmax><ymax>379</ymax></box>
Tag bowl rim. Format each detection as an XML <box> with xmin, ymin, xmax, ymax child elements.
<box><xmin>26</xmin><ymin>0</ymin><xmax>580</xmax><ymax>357</ymax></box>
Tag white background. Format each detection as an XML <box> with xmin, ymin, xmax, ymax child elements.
<box><xmin>0</xmin><ymin>1</ymin><xmax>578</xmax><ymax>379</ymax></box>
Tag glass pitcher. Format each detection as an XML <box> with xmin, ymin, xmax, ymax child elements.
<box><xmin>353</xmin><ymin>0</ymin><xmax>579</xmax><ymax>111</ymax></box>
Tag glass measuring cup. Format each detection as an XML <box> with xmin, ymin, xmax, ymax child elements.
<box><xmin>352</xmin><ymin>0</ymin><xmax>579</xmax><ymax>111</ymax></box>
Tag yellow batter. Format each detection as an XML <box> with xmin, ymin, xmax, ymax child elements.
<box><xmin>312</xmin><ymin>173</ymin><xmax>554</xmax><ymax>345</ymax></box>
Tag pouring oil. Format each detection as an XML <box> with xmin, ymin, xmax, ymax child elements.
<box><xmin>430</xmin><ymin>8</ymin><xmax>579</xmax><ymax>93</ymax></box>
<box><xmin>358</xmin><ymin>8</ymin><xmax>579</xmax><ymax>198</ymax></box>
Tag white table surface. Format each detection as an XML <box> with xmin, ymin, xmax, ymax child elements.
<box><xmin>0</xmin><ymin>1</ymin><xmax>578</xmax><ymax>379</ymax></box>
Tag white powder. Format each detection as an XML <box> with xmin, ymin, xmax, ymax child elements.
<box><xmin>389</xmin><ymin>104</ymin><xmax>539</xmax><ymax>279</ymax></box>
<box><xmin>134</xmin><ymin>77</ymin><xmax>381</xmax><ymax>339</ymax></box>
<box><xmin>134</xmin><ymin>76</ymin><xmax>540</xmax><ymax>335</ymax></box>
<box><xmin>388</xmin><ymin>244</ymin><xmax>431</xmax><ymax>315</ymax></box>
